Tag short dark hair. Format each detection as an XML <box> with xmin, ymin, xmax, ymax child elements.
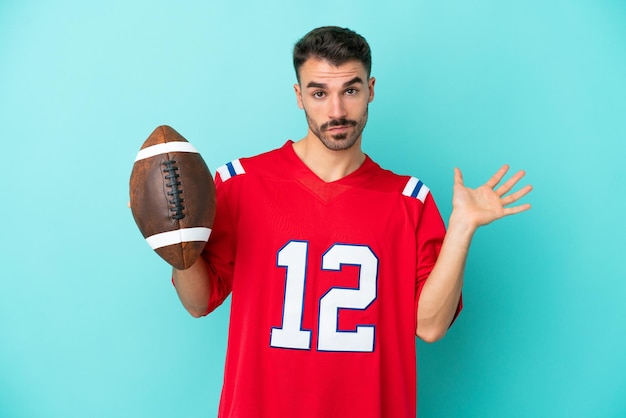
<box><xmin>293</xmin><ymin>26</ymin><xmax>372</xmax><ymax>82</ymax></box>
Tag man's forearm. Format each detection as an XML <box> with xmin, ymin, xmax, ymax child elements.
<box><xmin>416</xmin><ymin>214</ymin><xmax>476</xmax><ymax>342</ymax></box>
<box><xmin>172</xmin><ymin>256</ymin><xmax>213</xmax><ymax>318</ymax></box>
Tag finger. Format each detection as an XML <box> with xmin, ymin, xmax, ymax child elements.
<box><xmin>501</xmin><ymin>184</ymin><xmax>533</xmax><ymax>206</ymax></box>
<box><xmin>485</xmin><ymin>164</ymin><xmax>510</xmax><ymax>189</ymax></box>
<box><xmin>503</xmin><ymin>202</ymin><xmax>532</xmax><ymax>216</ymax></box>
<box><xmin>454</xmin><ymin>167</ymin><xmax>464</xmax><ymax>186</ymax></box>
<box><xmin>495</xmin><ymin>169</ymin><xmax>527</xmax><ymax>196</ymax></box>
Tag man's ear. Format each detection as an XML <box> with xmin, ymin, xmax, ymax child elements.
<box><xmin>368</xmin><ymin>77</ymin><xmax>376</xmax><ymax>103</ymax></box>
<box><xmin>294</xmin><ymin>83</ymin><xmax>304</xmax><ymax>109</ymax></box>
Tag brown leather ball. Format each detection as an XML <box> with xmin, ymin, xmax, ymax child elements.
<box><xmin>129</xmin><ymin>125</ymin><xmax>216</xmax><ymax>270</ymax></box>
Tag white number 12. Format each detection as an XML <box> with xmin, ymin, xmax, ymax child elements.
<box><xmin>270</xmin><ymin>241</ymin><xmax>379</xmax><ymax>352</ymax></box>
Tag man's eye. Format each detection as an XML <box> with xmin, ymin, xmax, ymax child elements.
<box><xmin>345</xmin><ymin>88</ymin><xmax>357</xmax><ymax>95</ymax></box>
<box><xmin>313</xmin><ymin>91</ymin><xmax>325</xmax><ymax>98</ymax></box>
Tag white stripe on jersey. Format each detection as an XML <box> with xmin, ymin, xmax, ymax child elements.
<box><xmin>135</xmin><ymin>142</ymin><xmax>199</xmax><ymax>162</ymax></box>
<box><xmin>216</xmin><ymin>159</ymin><xmax>246</xmax><ymax>181</ymax></box>
<box><xmin>402</xmin><ymin>177</ymin><xmax>430</xmax><ymax>203</ymax></box>
<box><xmin>145</xmin><ymin>227</ymin><xmax>212</xmax><ymax>249</ymax></box>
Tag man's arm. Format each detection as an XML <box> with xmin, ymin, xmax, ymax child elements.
<box><xmin>172</xmin><ymin>257</ymin><xmax>213</xmax><ymax>318</ymax></box>
<box><xmin>415</xmin><ymin>165</ymin><xmax>532</xmax><ymax>342</ymax></box>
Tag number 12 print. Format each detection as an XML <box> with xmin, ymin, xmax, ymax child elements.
<box><xmin>270</xmin><ymin>241</ymin><xmax>379</xmax><ymax>353</ymax></box>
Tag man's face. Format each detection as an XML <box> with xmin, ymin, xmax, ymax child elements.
<box><xmin>295</xmin><ymin>58</ymin><xmax>375</xmax><ymax>151</ymax></box>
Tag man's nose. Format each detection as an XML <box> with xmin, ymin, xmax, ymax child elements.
<box><xmin>328</xmin><ymin>95</ymin><xmax>347</xmax><ymax>120</ymax></box>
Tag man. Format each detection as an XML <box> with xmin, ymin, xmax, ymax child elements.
<box><xmin>173</xmin><ymin>26</ymin><xmax>531</xmax><ymax>417</ymax></box>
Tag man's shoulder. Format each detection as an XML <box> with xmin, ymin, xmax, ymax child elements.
<box><xmin>215</xmin><ymin>142</ymin><xmax>290</xmax><ymax>183</ymax></box>
<box><xmin>364</xmin><ymin>157</ymin><xmax>432</xmax><ymax>204</ymax></box>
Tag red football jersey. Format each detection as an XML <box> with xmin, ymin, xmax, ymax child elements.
<box><xmin>200</xmin><ymin>141</ymin><xmax>459</xmax><ymax>418</ymax></box>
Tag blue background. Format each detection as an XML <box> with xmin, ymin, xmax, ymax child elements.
<box><xmin>1</xmin><ymin>1</ymin><xmax>625</xmax><ymax>417</ymax></box>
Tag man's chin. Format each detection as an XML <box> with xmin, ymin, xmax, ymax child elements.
<box><xmin>322</xmin><ymin>136</ymin><xmax>359</xmax><ymax>151</ymax></box>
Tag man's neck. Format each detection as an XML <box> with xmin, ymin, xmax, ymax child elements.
<box><xmin>292</xmin><ymin>135</ymin><xmax>366</xmax><ymax>183</ymax></box>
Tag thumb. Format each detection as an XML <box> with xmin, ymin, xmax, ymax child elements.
<box><xmin>454</xmin><ymin>167</ymin><xmax>464</xmax><ymax>187</ymax></box>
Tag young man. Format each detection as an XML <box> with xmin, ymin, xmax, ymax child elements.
<box><xmin>173</xmin><ymin>26</ymin><xmax>531</xmax><ymax>418</ymax></box>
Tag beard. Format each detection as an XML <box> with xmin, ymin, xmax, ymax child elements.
<box><xmin>305</xmin><ymin>107</ymin><xmax>369</xmax><ymax>151</ymax></box>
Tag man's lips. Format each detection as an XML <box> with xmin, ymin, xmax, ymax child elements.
<box><xmin>327</xmin><ymin>125</ymin><xmax>350</xmax><ymax>131</ymax></box>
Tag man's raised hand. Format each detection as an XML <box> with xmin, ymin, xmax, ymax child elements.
<box><xmin>451</xmin><ymin>165</ymin><xmax>532</xmax><ymax>229</ymax></box>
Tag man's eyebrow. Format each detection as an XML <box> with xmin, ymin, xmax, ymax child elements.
<box><xmin>343</xmin><ymin>76</ymin><xmax>364</xmax><ymax>87</ymax></box>
<box><xmin>306</xmin><ymin>81</ymin><xmax>327</xmax><ymax>89</ymax></box>
<box><xmin>305</xmin><ymin>77</ymin><xmax>365</xmax><ymax>89</ymax></box>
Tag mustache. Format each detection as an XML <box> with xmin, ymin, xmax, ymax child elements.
<box><xmin>320</xmin><ymin>118</ymin><xmax>357</xmax><ymax>131</ymax></box>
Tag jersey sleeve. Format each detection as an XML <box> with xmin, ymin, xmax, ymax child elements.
<box><xmin>197</xmin><ymin>167</ymin><xmax>239</xmax><ymax>314</ymax></box>
<box><xmin>414</xmin><ymin>192</ymin><xmax>463</xmax><ymax>327</ymax></box>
